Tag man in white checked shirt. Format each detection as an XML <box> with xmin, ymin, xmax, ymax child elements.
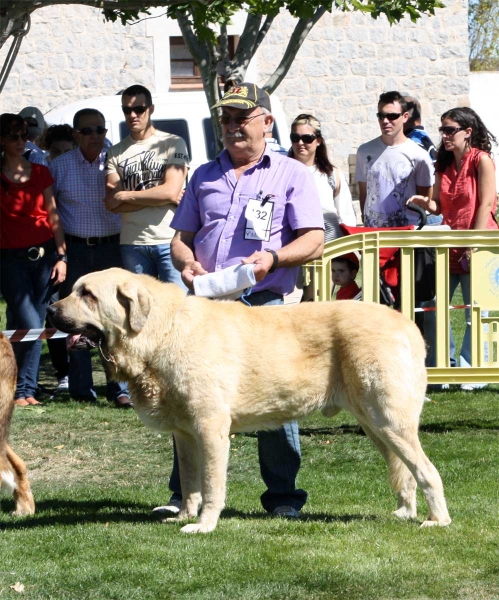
<box><xmin>49</xmin><ymin>108</ymin><xmax>131</xmax><ymax>408</ymax></box>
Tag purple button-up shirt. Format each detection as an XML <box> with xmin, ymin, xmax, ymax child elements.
<box><xmin>171</xmin><ymin>146</ymin><xmax>324</xmax><ymax>295</ymax></box>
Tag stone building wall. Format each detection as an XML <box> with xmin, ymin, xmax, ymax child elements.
<box><xmin>0</xmin><ymin>5</ymin><xmax>155</xmax><ymax>114</ymax></box>
<box><xmin>0</xmin><ymin>0</ymin><xmax>470</xmax><ymax>177</ymax></box>
<box><xmin>258</xmin><ymin>0</ymin><xmax>470</xmax><ymax>173</ymax></box>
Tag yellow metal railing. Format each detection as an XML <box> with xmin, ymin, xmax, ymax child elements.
<box><xmin>302</xmin><ymin>229</ymin><xmax>499</xmax><ymax>384</ymax></box>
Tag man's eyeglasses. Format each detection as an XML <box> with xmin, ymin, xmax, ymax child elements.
<box><xmin>376</xmin><ymin>112</ymin><xmax>403</xmax><ymax>121</ymax></box>
<box><xmin>76</xmin><ymin>126</ymin><xmax>108</xmax><ymax>136</ymax></box>
<box><xmin>219</xmin><ymin>113</ymin><xmax>264</xmax><ymax>126</ymax></box>
<box><xmin>290</xmin><ymin>133</ymin><xmax>317</xmax><ymax>144</ymax></box>
<box><xmin>439</xmin><ymin>126</ymin><xmax>464</xmax><ymax>136</ymax></box>
<box><xmin>122</xmin><ymin>105</ymin><xmax>150</xmax><ymax>116</ymax></box>
<box><xmin>5</xmin><ymin>132</ymin><xmax>29</xmax><ymax>142</ymax></box>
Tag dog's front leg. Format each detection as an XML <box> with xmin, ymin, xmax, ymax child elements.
<box><xmin>180</xmin><ymin>416</ymin><xmax>231</xmax><ymax>534</ymax></box>
<box><xmin>166</xmin><ymin>431</ymin><xmax>202</xmax><ymax>522</ymax></box>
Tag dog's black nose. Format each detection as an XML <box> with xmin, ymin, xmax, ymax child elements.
<box><xmin>46</xmin><ymin>305</ymin><xmax>57</xmax><ymax>317</ymax></box>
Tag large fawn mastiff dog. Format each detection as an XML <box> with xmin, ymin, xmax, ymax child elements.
<box><xmin>0</xmin><ymin>333</ymin><xmax>35</xmax><ymax>516</ymax></box>
<box><xmin>48</xmin><ymin>268</ymin><xmax>451</xmax><ymax>534</ymax></box>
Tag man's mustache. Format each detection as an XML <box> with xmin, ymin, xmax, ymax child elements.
<box><xmin>225</xmin><ymin>132</ymin><xmax>245</xmax><ymax>139</ymax></box>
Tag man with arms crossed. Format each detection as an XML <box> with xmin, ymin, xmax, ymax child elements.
<box><xmin>157</xmin><ymin>82</ymin><xmax>324</xmax><ymax>520</ymax></box>
<box><xmin>356</xmin><ymin>91</ymin><xmax>434</xmax><ymax>228</ymax></box>
<box><xmin>105</xmin><ymin>85</ymin><xmax>188</xmax><ymax>286</ymax></box>
<box><xmin>50</xmin><ymin>108</ymin><xmax>130</xmax><ymax>407</ymax></box>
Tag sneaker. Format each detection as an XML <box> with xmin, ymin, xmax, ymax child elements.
<box><xmin>460</xmin><ymin>383</ymin><xmax>487</xmax><ymax>391</ymax></box>
<box><xmin>54</xmin><ymin>376</ymin><xmax>69</xmax><ymax>394</ymax></box>
<box><xmin>272</xmin><ymin>505</ymin><xmax>301</xmax><ymax>519</ymax></box>
<box><xmin>151</xmin><ymin>498</ymin><xmax>182</xmax><ymax>517</ymax></box>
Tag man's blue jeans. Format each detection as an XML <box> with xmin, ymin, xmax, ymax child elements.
<box><xmin>121</xmin><ymin>243</ymin><xmax>186</xmax><ymax>288</ymax></box>
<box><xmin>168</xmin><ymin>289</ymin><xmax>308</xmax><ymax>513</ymax></box>
<box><xmin>59</xmin><ymin>238</ymin><xmax>129</xmax><ymax>401</ymax></box>
<box><xmin>424</xmin><ymin>274</ymin><xmax>487</xmax><ymax>386</ymax></box>
<box><xmin>1</xmin><ymin>245</ymin><xmax>55</xmax><ymax>399</ymax></box>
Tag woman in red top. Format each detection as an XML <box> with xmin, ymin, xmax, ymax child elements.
<box><xmin>408</xmin><ymin>107</ymin><xmax>497</xmax><ymax>386</ymax></box>
<box><xmin>1</xmin><ymin>113</ymin><xmax>66</xmax><ymax>405</ymax></box>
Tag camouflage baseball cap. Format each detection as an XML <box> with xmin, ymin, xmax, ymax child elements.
<box><xmin>212</xmin><ymin>82</ymin><xmax>271</xmax><ymax>112</ymax></box>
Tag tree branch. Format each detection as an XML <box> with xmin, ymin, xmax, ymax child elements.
<box><xmin>263</xmin><ymin>6</ymin><xmax>326</xmax><ymax>94</ymax></box>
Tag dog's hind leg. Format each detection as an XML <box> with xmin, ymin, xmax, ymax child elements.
<box><xmin>373</xmin><ymin>423</ymin><xmax>451</xmax><ymax>527</ymax></box>
<box><xmin>4</xmin><ymin>444</ymin><xmax>35</xmax><ymax>516</ymax></box>
<box><xmin>180</xmin><ymin>415</ymin><xmax>231</xmax><ymax>534</ymax></box>
<box><xmin>361</xmin><ymin>423</ymin><xmax>417</xmax><ymax>520</ymax></box>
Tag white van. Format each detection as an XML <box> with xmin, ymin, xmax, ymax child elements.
<box><xmin>44</xmin><ymin>90</ymin><xmax>290</xmax><ymax>173</ymax></box>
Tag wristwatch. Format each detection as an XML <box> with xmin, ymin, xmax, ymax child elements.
<box><xmin>57</xmin><ymin>254</ymin><xmax>68</xmax><ymax>263</ymax></box>
<box><xmin>264</xmin><ymin>248</ymin><xmax>279</xmax><ymax>273</ymax></box>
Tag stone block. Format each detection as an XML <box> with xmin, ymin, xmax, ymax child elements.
<box><xmin>329</xmin><ymin>60</ymin><xmax>349</xmax><ymax>76</ymax></box>
<box><xmin>419</xmin><ymin>46</ymin><xmax>437</xmax><ymax>60</ymax></box>
<box><xmin>306</xmin><ymin>60</ymin><xmax>329</xmax><ymax>77</ymax></box>
<box><xmin>47</xmin><ymin>54</ymin><xmax>67</xmax><ymax>71</ymax></box>
<box><xmin>369</xmin><ymin>59</ymin><xmax>393</xmax><ymax>77</ymax></box>
<box><xmin>357</xmin><ymin>45</ymin><xmax>376</xmax><ymax>59</ymax></box>
<box><xmin>346</xmin><ymin>28</ymin><xmax>369</xmax><ymax>43</ymax></box>
<box><xmin>439</xmin><ymin>45</ymin><xmax>467</xmax><ymax>59</ymax></box>
<box><xmin>129</xmin><ymin>55</ymin><xmax>145</xmax><ymax>69</ymax></box>
<box><xmin>314</xmin><ymin>41</ymin><xmax>338</xmax><ymax>59</ymax></box>
<box><xmin>25</xmin><ymin>54</ymin><xmax>46</xmax><ymax>70</ymax></box>
<box><xmin>80</xmin><ymin>72</ymin><xmax>101</xmax><ymax>89</ymax></box>
<box><xmin>344</xmin><ymin>77</ymin><xmax>365</xmax><ymax>94</ymax></box>
<box><xmin>322</xmin><ymin>27</ymin><xmax>345</xmax><ymax>42</ymax></box>
<box><xmin>351</xmin><ymin>61</ymin><xmax>368</xmax><ymax>76</ymax></box>
<box><xmin>338</xmin><ymin>43</ymin><xmax>358</xmax><ymax>60</ymax></box>
<box><xmin>68</xmin><ymin>54</ymin><xmax>89</xmax><ymax>70</ymax></box>
<box><xmin>39</xmin><ymin>75</ymin><xmax>58</xmax><ymax>92</ymax></box>
<box><xmin>58</xmin><ymin>71</ymin><xmax>78</xmax><ymax>91</ymax></box>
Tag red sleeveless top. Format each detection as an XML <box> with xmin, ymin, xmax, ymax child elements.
<box><xmin>439</xmin><ymin>148</ymin><xmax>498</xmax><ymax>274</ymax></box>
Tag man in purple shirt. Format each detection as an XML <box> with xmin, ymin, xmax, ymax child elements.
<box><xmin>154</xmin><ymin>82</ymin><xmax>324</xmax><ymax>521</ymax></box>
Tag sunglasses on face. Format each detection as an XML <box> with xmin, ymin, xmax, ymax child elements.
<box><xmin>76</xmin><ymin>126</ymin><xmax>108</xmax><ymax>136</ymax></box>
<box><xmin>439</xmin><ymin>126</ymin><xmax>464</xmax><ymax>136</ymax></box>
<box><xmin>376</xmin><ymin>112</ymin><xmax>404</xmax><ymax>121</ymax></box>
<box><xmin>121</xmin><ymin>105</ymin><xmax>150</xmax><ymax>116</ymax></box>
<box><xmin>219</xmin><ymin>113</ymin><xmax>264</xmax><ymax>126</ymax></box>
<box><xmin>290</xmin><ymin>133</ymin><xmax>317</xmax><ymax>144</ymax></box>
<box><xmin>5</xmin><ymin>132</ymin><xmax>29</xmax><ymax>142</ymax></box>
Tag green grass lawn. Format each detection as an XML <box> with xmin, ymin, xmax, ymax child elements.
<box><xmin>1</xmin><ymin>301</ymin><xmax>498</xmax><ymax>599</ymax></box>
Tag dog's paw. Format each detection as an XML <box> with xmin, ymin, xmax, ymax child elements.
<box><xmin>180</xmin><ymin>522</ymin><xmax>217</xmax><ymax>534</ymax></box>
<box><xmin>392</xmin><ymin>506</ymin><xmax>417</xmax><ymax>520</ymax></box>
<box><xmin>420</xmin><ymin>517</ymin><xmax>452</xmax><ymax>528</ymax></box>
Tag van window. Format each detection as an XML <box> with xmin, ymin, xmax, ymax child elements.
<box><xmin>119</xmin><ymin>119</ymin><xmax>192</xmax><ymax>160</ymax></box>
<box><xmin>202</xmin><ymin>119</ymin><xmax>283</xmax><ymax>161</ymax></box>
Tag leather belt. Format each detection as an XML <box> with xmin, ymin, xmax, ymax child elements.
<box><xmin>66</xmin><ymin>234</ymin><xmax>120</xmax><ymax>246</ymax></box>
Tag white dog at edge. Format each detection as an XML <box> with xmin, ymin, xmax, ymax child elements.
<box><xmin>48</xmin><ymin>267</ymin><xmax>451</xmax><ymax>534</ymax></box>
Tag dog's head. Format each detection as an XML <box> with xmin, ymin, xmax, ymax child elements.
<box><xmin>48</xmin><ymin>268</ymin><xmax>153</xmax><ymax>350</ymax></box>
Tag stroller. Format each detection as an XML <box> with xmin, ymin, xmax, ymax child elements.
<box><xmin>339</xmin><ymin>203</ymin><xmax>436</xmax><ymax>309</ymax></box>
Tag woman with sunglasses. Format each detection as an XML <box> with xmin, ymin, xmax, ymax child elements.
<box><xmin>0</xmin><ymin>113</ymin><xmax>66</xmax><ymax>406</ymax></box>
<box><xmin>408</xmin><ymin>107</ymin><xmax>498</xmax><ymax>387</ymax></box>
<box><xmin>288</xmin><ymin>114</ymin><xmax>356</xmax><ymax>242</ymax></box>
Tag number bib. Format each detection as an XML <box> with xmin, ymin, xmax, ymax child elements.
<box><xmin>244</xmin><ymin>198</ymin><xmax>274</xmax><ymax>241</ymax></box>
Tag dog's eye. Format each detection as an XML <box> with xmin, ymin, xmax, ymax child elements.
<box><xmin>81</xmin><ymin>288</ymin><xmax>96</xmax><ymax>301</ymax></box>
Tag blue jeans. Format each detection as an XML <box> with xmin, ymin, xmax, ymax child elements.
<box><xmin>168</xmin><ymin>289</ymin><xmax>307</xmax><ymax>513</ymax></box>
<box><xmin>59</xmin><ymin>238</ymin><xmax>129</xmax><ymax>401</ymax></box>
<box><xmin>1</xmin><ymin>243</ymin><xmax>56</xmax><ymax>398</ymax></box>
<box><xmin>121</xmin><ymin>243</ymin><xmax>186</xmax><ymax>288</ymax></box>
<box><xmin>424</xmin><ymin>273</ymin><xmax>487</xmax><ymax>378</ymax></box>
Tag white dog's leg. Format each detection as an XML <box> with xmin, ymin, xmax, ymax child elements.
<box><xmin>165</xmin><ymin>431</ymin><xmax>202</xmax><ymax>523</ymax></box>
<box><xmin>377</xmin><ymin>425</ymin><xmax>451</xmax><ymax>527</ymax></box>
<box><xmin>361</xmin><ymin>423</ymin><xmax>417</xmax><ymax>520</ymax></box>
<box><xmin>180</xmin><ymin>416</ymin><xmax>231</xmax><ymax>534</ymax></box>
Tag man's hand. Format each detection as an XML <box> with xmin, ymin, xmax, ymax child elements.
<box><xmin>241</xmin><ymin>250</ymin><xmax>274</xmax><ymax>282</ymax></box>
<box><xmin>181</xmin><ymin>261</ymin><xmax>208</xmax><ymax>291</ymax></box>
<box><xmin>114</xmin><ymin>190</ymin><xmax>135</xmax><ymax>204</ymax></box>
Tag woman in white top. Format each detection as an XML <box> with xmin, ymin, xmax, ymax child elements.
<box><xmin>288</xmin><ymin>114</ymin><xmax>357</xmax><ymax>242</ymax></box>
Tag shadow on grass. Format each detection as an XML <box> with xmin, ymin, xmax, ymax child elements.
<box><xmin>0</xmin><ymin>498</ymin><xmax>155</xmax><ymax>530</ymax></box>
<box><xmin>0</xmin><ymin>498</ymin><xmax>378</xmax><ymax>530</ymax></box>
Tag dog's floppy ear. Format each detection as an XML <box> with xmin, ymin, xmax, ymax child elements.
<box><xmin>117</xmin><ymin>282</ymin><xmax>152</xmax><ymax>333</ymax></box>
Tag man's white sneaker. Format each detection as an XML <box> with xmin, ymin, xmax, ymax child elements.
<box><xmin>151</xmin><ymin>498</ymin><xmax>182</xmax><ymax>516</ymax></box>
<box><xmin>272</xmin><ymin>505</ymin><xmax>301</xmax><ymax>519</ymax></box>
